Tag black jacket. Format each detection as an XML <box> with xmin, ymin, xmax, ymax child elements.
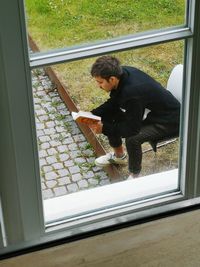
<box><xmin>92</xmin><ymin>66</ymin><xmax>180</xmax><ymax>138</ymax></box>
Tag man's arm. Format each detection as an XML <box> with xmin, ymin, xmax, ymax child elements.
<box><xmin>91</xmin><ymin>97</ymin><xmax>117</xmax><ymax>118</ymax></box>
<box><xmin>102</xmin><ymin>98</ymin><xmax>144</xmax><ymax>138</ymax></box>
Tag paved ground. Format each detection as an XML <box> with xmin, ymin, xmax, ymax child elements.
<box><xmin>32</xmin><ymin>69</ymin><xmax>110</xmax><ymax>200</ymax></box>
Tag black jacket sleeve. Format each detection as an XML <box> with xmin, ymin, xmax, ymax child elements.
<box><xmin>91</xmin><ymin>97</ymin><xmax>118</xmax><ymax>120</ymax></box>
<box><xmin>102</xmin><ymin>98</ymin><xmax>144</xmax><ymax>138</ymax></box>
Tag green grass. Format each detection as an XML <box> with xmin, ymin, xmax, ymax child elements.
<box><xmin>26</xmin><ymin>0</ymin><xmax>185</xmax><ymax>49</ymax></box>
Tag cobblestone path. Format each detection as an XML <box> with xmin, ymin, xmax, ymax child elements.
<box><xmin>32</xmin><ymin>69</ymin><xmax>110</xmax><ymax>200</ymax></box>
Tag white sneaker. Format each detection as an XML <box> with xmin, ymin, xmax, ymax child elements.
<box><xmin>127</xmin><ymin>173</ymin><xmax>140</xmax><ymax>180</ymax></box>
<box><xmin>127</xmin><ymin>175</ymin><xmax>134</xmax><ymax>180</ymax></box>
<box><xmin>95</xmin><ymin>152</ymin><xmax>127</xmax><ymax>167</ymax></box>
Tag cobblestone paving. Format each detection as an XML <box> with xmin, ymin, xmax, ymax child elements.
<box><xmin>32</xmin><ymin>69</ymin><xmax>110</xmax><ymax>200</ymax></box>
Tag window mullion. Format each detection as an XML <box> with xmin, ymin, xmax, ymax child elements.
<box><xmin>181</xmin><ymin>0</ymin><xmax>200</xmax><ymax>198</ymax></box>
<box><xmin>191</xmin><ymin>1</ymin><xmax>200</xmax><ymax>197</ymax></box>
<box><xmin>30</xmin><ymin>27</ymin><xmax>192</xmax><ymax>68</ymax></box>
<box><xmin>0</xmin><ymin>0</ymin><xmax>44</xmax><ymax>247</ymax></box>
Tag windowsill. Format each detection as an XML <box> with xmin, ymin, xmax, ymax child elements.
<box><xmin>44</xmin><ymin>169</ymin><xmax>179</xmax><ymax>225</ymax></box>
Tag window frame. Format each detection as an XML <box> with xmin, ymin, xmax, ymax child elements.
<box><xmin>29</xmin><ymin>26</ymin><xmax>191</xmax><ymax>68</ymax></box>
<box><xmin>1</xmin><ymin>0</ymin><xmax>200</xmax><ymax>256</ymax></box>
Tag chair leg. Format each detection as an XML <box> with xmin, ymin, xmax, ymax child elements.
<box><xmin>149</xmin><ymin>141</ymin><xmax>157</xmax><ymax>153</ymax></box>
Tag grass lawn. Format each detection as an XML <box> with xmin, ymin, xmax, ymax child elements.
<box><xmin>26</xmin><ymin>0</ymin><xmax>184</xmax><ymax>177</ymax></box>
<box><xmin>26</xmin><ymin>0</ymin><xmax>185</xmax><ymax>50</ymax></box>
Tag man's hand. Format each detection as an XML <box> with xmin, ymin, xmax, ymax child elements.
<box><xmin>89</xmin><ymin>121</ymin><xmax>103</xmax><ymax>134</ymax></box>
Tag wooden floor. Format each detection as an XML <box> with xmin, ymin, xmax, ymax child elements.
<box><xmin>1</xmin><ymin>209</ymin><xmax>200</xmax><ymax>267</ymax></box>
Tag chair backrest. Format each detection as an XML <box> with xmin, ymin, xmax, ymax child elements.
<box><xmin>166</xmin><ymin>64</ymin><xmax>183</xmax><ymax>103</ymax></box>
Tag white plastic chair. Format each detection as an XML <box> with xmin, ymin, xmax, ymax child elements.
<box><xmin>148</xmin><ymin>64</ymin><xmax>183</xmax><ymax>152</ymax></box>
<box><xmin>166</xmin><ymin>64</ymin><xmax>183</xmax><ymax>103</ymax></box>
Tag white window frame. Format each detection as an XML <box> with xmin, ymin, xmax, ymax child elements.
<box><xmin>1</xmin><ymin>0</ymin><xmax>200</xmax><ymax>256</ymax></box>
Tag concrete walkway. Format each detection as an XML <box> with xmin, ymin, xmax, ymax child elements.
<box><xmin>32</xmin><ymin>69</ymin><xmax>110</xmax><ymax>200</ymax></box>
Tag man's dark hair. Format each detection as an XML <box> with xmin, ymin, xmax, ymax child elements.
<box><xmin>91</xmin><ymin>55</ymin><xmax>123</xmax><ymax>80</ymax></box>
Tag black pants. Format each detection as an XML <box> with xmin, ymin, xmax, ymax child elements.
<box><xmin>107</xmin><ymin>123</ymin><xmax>179</xmax><ymax>174</ymax></box>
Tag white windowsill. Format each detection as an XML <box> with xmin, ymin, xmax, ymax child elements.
<box><xmin>44</xmin><ymin>169</ymin><xmax>179</xmax><ymax>224</ymax></box>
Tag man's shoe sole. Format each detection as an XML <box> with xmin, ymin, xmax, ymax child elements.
<box><xmin>95</xmin><ymin>159</ymin><xmax>127</xmax><ymax>167</ymax></box>
<box><xmin>94</xmin><ymin>159</ymin><xmax>110</xmax><ymax>167</ymax></box>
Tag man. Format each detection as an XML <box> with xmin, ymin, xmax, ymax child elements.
<box><xmin>89</xmin><ymin>55</ymin><xmax>180</xmax><ymax>178</ymax></box>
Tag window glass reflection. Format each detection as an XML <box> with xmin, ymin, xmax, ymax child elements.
<box><xmin>30</xmin><ymin>41</ymin><xmax>183</xmax><ymax>201</ymax></box>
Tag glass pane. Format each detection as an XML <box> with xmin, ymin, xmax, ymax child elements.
<box><xmin>25</xmin><ymin>0</ymin><xmax>186</xmax><ymax>52</ymax></box>
<box><xmin>30</xmin><ymin>40</ymin><xmax>183</xmax><ymax>224</ymax></box>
